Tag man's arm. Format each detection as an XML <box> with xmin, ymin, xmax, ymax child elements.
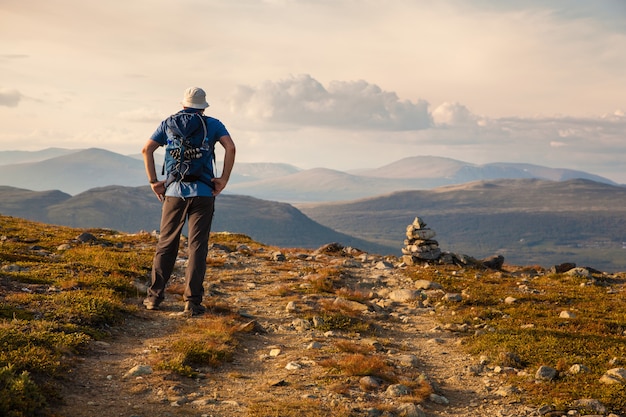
<box><xmin>212</xmin><ymin>134</ymin><xmax>236</xmax><ymax>196</ymax></box>
<box><xmin>142</xmin><ymin>139</ymin><xmax>166</xmax><ymax>201</ymax></box>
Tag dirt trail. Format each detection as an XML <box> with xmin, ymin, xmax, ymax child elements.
<box><xmin>54</xmin><ymin>249</ymin><xmax>534</xmax><ymax>417</ymax></box>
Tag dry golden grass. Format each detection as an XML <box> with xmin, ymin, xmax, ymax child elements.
<box><xmin>407</xmin><ymin>264</ymin><xmax>626</xmax><ymax>411</ymax></box>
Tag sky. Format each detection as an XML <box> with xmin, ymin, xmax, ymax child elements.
<box><xmin>1</xmin><ymin>0</ymin><xmax>625</xmax><ymax>182</ymax></box>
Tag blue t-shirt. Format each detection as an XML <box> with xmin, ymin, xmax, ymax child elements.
<box><xmin>150</xmin><ymin>109</ymin><xmax>229</xmax><ymax>198</ymax></box>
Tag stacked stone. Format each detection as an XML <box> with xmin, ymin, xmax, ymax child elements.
<box><xmin>401</xmin><ymin>217</ymin><xmax>441</xmax><ymax>264</ymax></box>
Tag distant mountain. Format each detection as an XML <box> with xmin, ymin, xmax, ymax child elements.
<box><xmin>297</xmin><ymin>178</ymin><xmax>626</xmax><ymax>272</ymax></box>
<box><xmin>228</xmin><ymin>167</ymin><xmax>434</xmax><ymax>202</ymax></box>
<box><xmin>228</xmin><ymin>159</ymin><xmax>617</xmax><ymax>202</ymax></box>
<box><xmin>350</xmin><ymin>156</ymin><xmax>617</xmax><ymax>184</ymax></box>
<box><xmin>0</xmin><ymin>185</ymin><xmax>393</xmax><ymax>254</ymax></box>
<box><xmin>0</xmin><ymin>148</ymin><xmax>76</xmax><ymax>166</ymax></box>
<box><xmin>0</xmin><ymin>148</ymin><xmax>618</xmax><ymax>201</ymax></box>
<box><xmin>349</xmin><ymin>156</ymin><xmax>469</xmax><ymax>178</ymax></box>
<box><xmin>0</xmin><ymin>148</ymin><xmax>149</xmax><ymax>195</ymax></box>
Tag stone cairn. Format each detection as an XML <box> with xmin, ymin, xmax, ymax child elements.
<box><xmin>401</xmin><ymin>217</ymin><xmax>441</xmax><ymax>265</ymax></box>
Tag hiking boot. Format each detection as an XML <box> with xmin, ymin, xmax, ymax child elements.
<box><xmin>143</xmin><ymin>298</ymin><xmax>161</xmax><ymax>310</ymax></box>
<box><xmin>183</xmin><ymin>301</ymin><xmax>206</xmax><ymax>317</ymax></box>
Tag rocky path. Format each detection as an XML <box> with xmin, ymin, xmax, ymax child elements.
<box><xmin>54</xmin><ymin>244</ymin><xmax>536</xmax><ymax>417</ymax></box>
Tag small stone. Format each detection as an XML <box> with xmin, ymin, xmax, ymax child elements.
<box><xmin>535</xmin><ymin>365</ymin><xmax>557</xmax><ymax>381</ymax></box>
<box><xmin>374</xmin><ymin>261</ymin><xmax>393</xmax><ymax>270</ymax></box>
<box><xmin>397</xmin><ymin>354</ymin><xmax>419</xmax><ymax>368</ymax></box>
<box><xmin>123</xmin><ymin>364</ymin><xmax>153</xmax><ymax>379</ymax></box>
<box><xmin>566</xmin><ymin>267</ymin><xmax>592</xmax><ymax>278</ymax></box>
<box><xmin>272</xmin><ymin>251</ymin><xmax>286</xmax><ymax>261</ymax></box>
<box><xmin>559</xmin><ymin>310</ymin><xmax>576</xmax><ymax>319</ymax></box>
<box><xmin>76</xmin><ymin>232</ymin><xmax>97</xmax><ymax>243</ymax></box>
<box><xmin>359</xmin><ymin>376</ymin><xmax>382</xmax><ymax>391</ymax></box>
<box><xmin>429</xmin><ymin>393</ymin><xmax>449</xmax><ymax>404</ymax></box>
<box><xmin>600</xmin><ymin>368</ymin><xmax>626</xmax><ymax>384</ymax></box>
<box><xmin>442</xmin><ymin>293</ymin><xmax>462</xmax><ymax>302</ymax></box>
<box><xmin>396</xmin><ymin>402</ymin><xmax>426</xmax><ymax>417</ymax></box>
<box><xmin>388</xmin><ymin>289</ymin><xmax>421</xmax><ymax>302</ymax></box>
<box><xmin>568</xmin><ymin>364</ymin><xmax>589</xmax><ymax>374</ymax></box>
<box><xmin>291</xmin><ymin>318</ymin><xmax>311</xmax><ymax>331</ymax></box>
<box><xmin>572</xmin><ymin>398</ymin><xmax>607</xmax><ymax>414</ymax></box>
<box><xmin>285</xmin><ymin>362</ymin><xmax>302</xmax><ymax>370</ymax></box>
<box><xmin>413</xmin><ymin>279</ymin><xmax>442</xmax><ymax>290</ymax></box>
<box><xmin>481</xmin><ymin>255</ymin><xmax>504</xmax><ymax>270</ymax></box>
<box><xmin>385</xmin><ymin>384</ymin><xmax>410</xmax><ymax>397</ymax></box>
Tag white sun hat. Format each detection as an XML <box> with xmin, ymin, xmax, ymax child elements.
<box><xmin>181</xmin><ymin>87</ymin><xmax>209</xmax><ymax>109</ymax></box>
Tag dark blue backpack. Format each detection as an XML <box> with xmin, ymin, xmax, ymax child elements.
<box><xmin>162</xmin><ymin>112</ymin><xmax>215</xmax><ymax>188</ymax></box>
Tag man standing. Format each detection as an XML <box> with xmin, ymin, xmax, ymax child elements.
<box><xmin>142</xmin><ymin>87</ymin><xmax>236</xmax><ymax>316</ymax></box>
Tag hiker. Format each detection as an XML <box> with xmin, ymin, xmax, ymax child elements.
<box><xmin>141</xmin><ymin>87</ymin><xmax>236</xmax><ymax>316</ymax></box>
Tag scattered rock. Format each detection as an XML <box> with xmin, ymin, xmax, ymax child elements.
<box><xmin>504</xmin><ymin>296</ymin><xmax>517</xmax><ymax>304</ymax></box>
<box><xmin>123</xmin><ymin>365</ymin><xmax>153</xmax><ymax>379</ymax></box>
<box><xmin>359</xmin><ymin>376</ymin><xmax>383</xmax><ymax>391</ymax></box>
<box><xmin>550</xmin><ymin>262</ymin><xmax>576</xmax><ymax>273</ymax></box>
<box><xmin>599</xmin><ymin>368</ymin><xmax>626</xmax><ymax>385</ymax></box>
<box><xmin>566</xmin><ymin>267</ymin><xmax>592</xmax><ymax>278</ymax></box>
<box><xmin>413</xmin><ymin>279</ymin><xmax>442</xmax><ymax>290</ymax></box>
<box><xmin>285</xmin><ymin>362</ymin><xmax>302</xmax><ymax>370</ymax></box>
<box><xmin>568</xmin><ymin>364</ymin><xmax>589</xmax><ymax>374</ymax></box>
<box><xmin>388</xmin><ymin>289</ymin><xmax>421</xmax><ymax>302</ymax></box>
<box><xmin>396</xmin><ymin>402</ymin><xmax>426</xmax><ymax>417</ymax></box>
<box><xmin>385</xmin><ymin>384</ymin><xmax>410</xmax><ymax>397</ymax></box>
<box><xmin>76</xmin><ymin>232</ymin><xmax>97</xmax><ymax>243</ymax></box>
<box><xmin>535</xmin><ymin>365</ymin><xmax>557</xmax><ymax>381</ymax></box>
<box><xmin>481</xmin><ymin>255</ymin><xmax>504</xmax><ymax>270</ymax></box>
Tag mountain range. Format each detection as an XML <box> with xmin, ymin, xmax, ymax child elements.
<box><xmin>1</xmin><ymin>148</ymin><xmax>625</xmax><ymax>272</ymax></box>
<box><xmin>0</xmin><ymin>148</ymin><xmax>618</xmax><ymax>200</ymax></box>
<box><xmin>1</xmin><ymin>178</ymin><xmax>625</xmax><ymax>272</ymax></box>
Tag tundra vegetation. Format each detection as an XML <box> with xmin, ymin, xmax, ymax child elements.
<box><xmin>0</xmin><ymin>215</ymin><xmax>625</xmax><ymax>416</ymax></box>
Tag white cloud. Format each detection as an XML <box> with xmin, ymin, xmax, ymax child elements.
<box><xmin>229</xmin><ymin>74</ymin><xmax>431</xmax><ymax>131</ymax></box>
<box><xmin>431</xmin><ymin>102</ymin><xmax>476</xmax><ymax>126</ymax></box>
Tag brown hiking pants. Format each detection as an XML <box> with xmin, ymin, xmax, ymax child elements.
<box><xmin>147</xmin><ymin>195</ymin><xmax>215</xmax><ymax>304</ymax></box>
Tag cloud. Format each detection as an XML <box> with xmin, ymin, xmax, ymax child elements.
<box><xmin>0</xmin><ymin>88</ymin><xmax>22</xmax><ymax>107</ymax></box>
<box><xmin>230</xmin><ymin>74</ymin><xmax>432</xmax><ymax>131</ymax></box>
<box><xmin>431</xmin><ymin>102</ymin><xmax>476</xmax><ymax>126</ymax></box>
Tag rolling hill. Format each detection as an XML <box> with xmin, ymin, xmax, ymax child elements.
<box><xmin>0</xmin><ymin>185</ymin><xmax>393</xmax><ymax>255</ymax></box>
<box><xmin>297</xmin><ymin>178</ymin><xmax>626</xmax><ymax>272</ymax></box>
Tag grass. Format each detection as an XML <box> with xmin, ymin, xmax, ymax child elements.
<box><xmin>0</xmin><ymin>216</ymin><xmax>152</xmax><ymax>416</ymax></box>
<box><xmin>155</xmin><ymin>315</ymin><xmax>241</xmax><ymax>378</ymax></box>
<box><xmin>3</xmin><ymin>213</ymin><xmax>626</xmax><ymax>415</ymax></box>
<box><xmin>410</xmin><ymin>264</ymin><xmax>626</xmax><ymax>412</ymax></box>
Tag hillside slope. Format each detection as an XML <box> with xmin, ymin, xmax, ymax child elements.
<box><xmin>0</xmin><ymin>185</ymin><xmax>394</xmax><ymax>255</ymax></box>
<box><xmin>297</xmin><ymin>179</ymin><xmax>626</xmax><ymax>271</ymax></box>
